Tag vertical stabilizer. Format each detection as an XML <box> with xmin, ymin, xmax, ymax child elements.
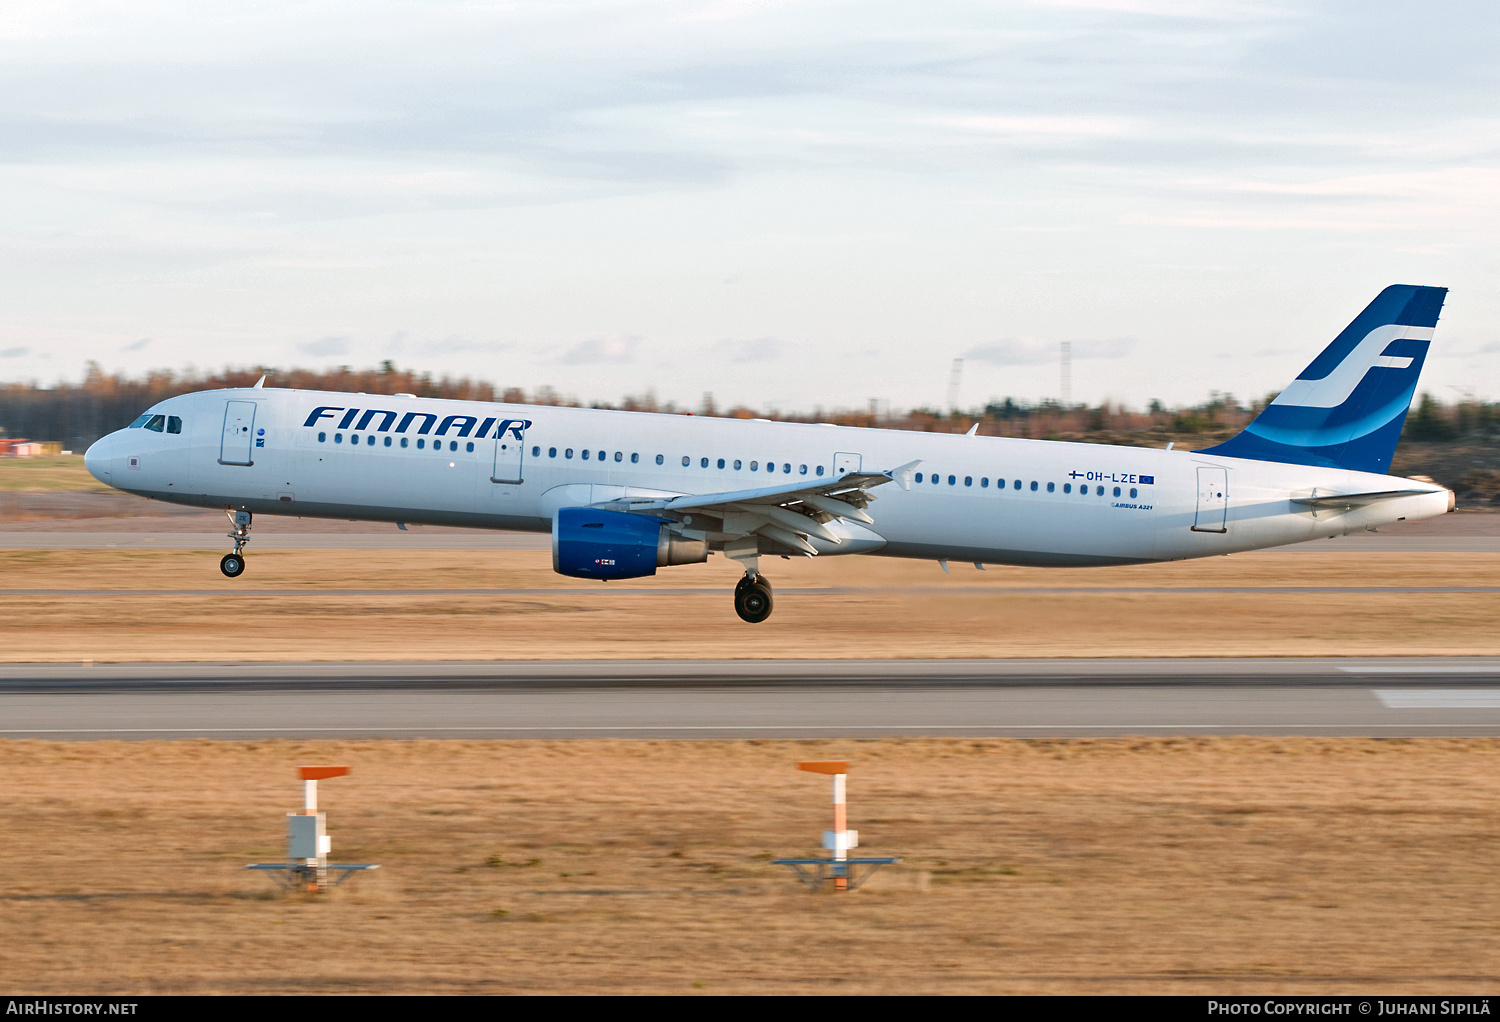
<box><xmin>1200</xmin><ymin>285</ymin><xmax>1446</xmax><ymax>474</ymax></box>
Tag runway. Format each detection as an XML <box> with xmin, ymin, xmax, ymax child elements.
<box><xmin>3</xmin><ymin>531</ymin><xmax>1499</xmax><ymax>552</ymax></box>
<box><xmin>6</xmin><ymin>657</ymin><xmax>1500</xmax><ymax>739</ymax></box>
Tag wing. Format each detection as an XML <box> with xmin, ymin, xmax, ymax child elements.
<box><xmin>594</xmin><ymin>461</ymin><xmax>921</xmax><ymax>556</ymax></box>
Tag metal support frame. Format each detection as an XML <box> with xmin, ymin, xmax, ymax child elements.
<box><xmin>772</xmin><ymin>856</ymin><xmax>900</xmax><ymax>892</ymax></box>
<box><xmin>246</xmin><ymin>863</ymin><xmax>379</xmax><ymax>891</ymax></box>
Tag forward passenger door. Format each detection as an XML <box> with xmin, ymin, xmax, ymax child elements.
<box><xmin>219</xmin><ymin>401</ymin><xmax>256</xmax><ymax>466</ymax></box>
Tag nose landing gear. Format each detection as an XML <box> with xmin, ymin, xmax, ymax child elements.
<box><xmin>221</xmin><ymin>509</ymin><xmax>251</xmax><ymax>578</ymax></box>
<box><xmin>734</xmin><ymin>573</ymin><xmax>774</xmax><ymax>624</ymax></box>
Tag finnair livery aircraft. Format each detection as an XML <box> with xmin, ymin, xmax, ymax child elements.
<box><xmin>85</xmin><ymin>285</ymin><xmax>1454</xmax><ymax>622</ymax></box>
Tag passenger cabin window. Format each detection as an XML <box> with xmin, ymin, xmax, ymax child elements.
<box><xmin>733</xmin><ymin>460</ymin><xmax>742</xmax><ymax>470</ymax></box>
<box><xmin>750</xmin><ymin>461</ymin><xmax>759</xmax><ymax>471</ymax></box>
<box><xmin>964</xmin><ymin>476</ymin><xmax>972</xmax><ymax>487</ymax></box>
<box><xmin>1030</xmin><ymin>481</ymin><xmax>1038</xmax><ymax>491</ymax></box>
<box><xmin>1113</xmin><ymin>486</ymin><xmax>1121</xmax><ymax>497</ymax></box>
<box><xmin>401</xmin><ymin>437</ymin><xmax>408</xmax><ymax>448</ymax></box>
<box><xmin>566</xmin><ymin>448</ymin><xmax>574</xmax><ymax>458</ymax></box>
<box><xmin>417</xmin><ymin>438</ymin><xmax>425</xmax><ymax>449</ymax></box>
<box><xmin>701</xmin><ymin>457</ymin><xmax>709</xmax><ymax>468</ymax></box>
<box><xmin>948</xmin><ymin>475</ymin><xmax>956</xmax><ymax>485</ymax></box>
<box><xmin>384</xmin><ymin>436</ymin><xmax>392</xmax><ymax>447</ymax></box>
<box><xmin>1013</xmin><ymin>479</ymin><xmax>1021</xmax><ymax>490</ymax></box>
<box><xmin>532</xmin><ymin>446</ymin><xmax>540</xmax><ymax>457</ymax></box>
<box><xmin>981</xmin><ymin>478</ymin><xmax>989</xmax><ymax>488</ymax></box>
<box><xmin>915</xmin><ymin>472</ymin><xmax>923</xmax><ymax>483</ymax></box>
<box><xmin>717</xmin><ymin>458</ymin><xmax>726</xmax><ymax>469</ymax></box>
<box><xmin>1047</xmin><ymin>482</ymin><xmax>1055</xmax><ymax>492</ymax></box>
<box><xmin>1130</xmin><ymin>488</ymin><xmax>1138</xmax><ymax>498</ymax></box>
<box><xmin>656</xmin><ymin>454</ymin><xmax>664</xmax><ymax>465</ymax></box>
<box><xmin>1063</xmin><ymin>483</ymin><xmax>1071</xmax><ymax>493</ymax></box>
<box><xmin>816</xmin><ymin>465</ymin><xmax>824</xmax><ymax>476</ymax></box>
<box><xmin>800</xmin><ymin>464</ymin><xmax>807</xmax><ymax>475</ymax></box>
<box><xmin>615</xmin><ymin>452</ymin><xmax>623</xmax><ymax>462</ymax></box>
<box><xmin>144</xmin><ymin>415</ymin><xmax>165</xmax><ymax>432</ymax></box>
<box><xmin>583</xmin><ymin>449</ymin><xmax>590</xmax><ymax>460</ymax></box>
<box><xmin>631</xmin><ymin>453</ymin><xmax>639</xmax><ymax>463</ymax></box>
<box><xmin>682</xmin><ymin>456</ymin><xmax>690</xmax><ymax>467</ymax></box>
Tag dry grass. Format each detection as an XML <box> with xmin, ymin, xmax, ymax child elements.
<box><xmin>0</xmin><ymin>455</ymin><xmax>110</xmax><ymax>492</ymax></box>
<box><xmin>2</xmin><ymin>548</ymin><xmax>1500</xmax><ymax>660</ymax></box>
<box><xmin>1</xmin><ymin>737</ymin><xmax>1497</xmax><ymax>994</ymax></box>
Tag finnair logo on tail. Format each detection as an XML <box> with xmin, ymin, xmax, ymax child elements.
<box><xmin>1271</xmin><ymin>324</ymin><xmax>1432</xmax><ymax>410</ymax></box>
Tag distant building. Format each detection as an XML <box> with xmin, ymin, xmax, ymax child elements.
<box><xmin>0</xmin><ymin>439</ymin><xmax>61</xmax><ymax>457</ymax></box>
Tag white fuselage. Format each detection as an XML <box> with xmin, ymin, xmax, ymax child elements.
<box><xmin>84</xmin><ymin>387</ymin><xmax>1452</xmax><ymax>568</ymax></box>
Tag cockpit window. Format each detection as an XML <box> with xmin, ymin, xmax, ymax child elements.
<box><xmin>128</xmin><ymin>414</ymin><xmax>152</xmax><ymax>428</ymax></box>
<box><xmin>143</xmin><ymin>415</ymin><xmax>166</xmax><ymax>432</ymax></box>
<box><xmin>167</xmin><ymin>416</ymin><xmax>182</xmax><ymax>434</ymax></box>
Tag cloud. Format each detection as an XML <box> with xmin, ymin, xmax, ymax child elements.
<box><xmin>0</xmin><ymin>346</ymin><xmax>29</xmax><ymax>358</ymax></box>
<box><xmin>297</xmin><ymin>337</ymin><xmax>349</xmax><ymax>357</ymax></box>
<box><xmin>416</xmin><ymin>336</ymin><xmax>514</xmax><ymax>357</ymax></box>
<box><xmin>559</xmin><ymin>334</ymin><xmax>641</xmax><ymax>365</ymax></box>
<box><xmin>964</xmin><ymin>337</ymin><xmax>1136</xmax><ymax>366</ymax></box>
<box><xmin>712</xmin><ymin>337</ymin><xmax>783</xmax><ymax>362</ymax></box>
<box><xmin>121</xmin><ymin>337</ymin><xmax>150</xmax><ymax>352</ymax></box>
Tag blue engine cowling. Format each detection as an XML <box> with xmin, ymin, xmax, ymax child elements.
<box><xmin>552</xmin><ymin>507</ymin><xmax>666</xmax><ymax>580</ymax></box>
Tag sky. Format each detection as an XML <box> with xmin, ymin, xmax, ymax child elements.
<box><xmin>1</xmin><ymin>0</ymin><xmax>1498</xmax><ymax>414</ymax></box>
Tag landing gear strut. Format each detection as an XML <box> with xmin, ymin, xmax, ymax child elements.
<box><xmin>734</xmin><ymin>573</ymin><xmax>774</xmax><ymax>624</ymax></box>
<box><xmin>221</xmin><ymin>509</ymin><xmax>251</xmax><ymax>578</ymax></box>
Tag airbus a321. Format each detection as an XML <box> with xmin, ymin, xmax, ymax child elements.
<box><xmin>84</xmin><ymin>284</ymin><xmax>1455</xmax><ymax>622</ymax></box>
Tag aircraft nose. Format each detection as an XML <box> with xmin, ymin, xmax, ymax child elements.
<box><xmin>84</xmin><ymin>435</ymin><xmax>114</xmax><ymax>486</ymax></box>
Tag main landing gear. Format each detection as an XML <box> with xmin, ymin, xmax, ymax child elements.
<box><xmin>221</xmin><ymin>509</ymin><xmax>251</xmax><ymax>578</ymax></box>
<box><xmin>734</xmin><ymin>573</ymin><xmax>774</xmax><ymax>624</ymax></box>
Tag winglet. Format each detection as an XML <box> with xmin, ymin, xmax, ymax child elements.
<box><xmin>887</xmin><ymin>459</ymin><xmax>922</xmax><ymax>491</ymax></box>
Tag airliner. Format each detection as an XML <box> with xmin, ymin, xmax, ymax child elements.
<box><xmin>84</xmin><ymin>285</ymin><xmax>1454</xmax><ymax>622</ymax></box>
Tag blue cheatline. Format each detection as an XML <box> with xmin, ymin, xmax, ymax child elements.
<box><xmin>1200</xmin><ymin>284</ymin><xmax>1448</xmax><ymax>475</ymax></box>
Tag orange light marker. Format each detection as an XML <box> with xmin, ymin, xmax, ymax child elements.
<box><xmin>299</xmin><ymin>766</ymin><xmax>350</xmax><ymax>814</ymax></box>
<box><xmin>247</xmin><ymin>766</ymin><xmax>377</xmax><ymax>893</ymax></box>
<box><xmin>799</xmin><ymin>761</ymin><xmax>855</xmax><ymax>890</ymax></box>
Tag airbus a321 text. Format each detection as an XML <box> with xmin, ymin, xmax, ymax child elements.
<box><xmin>85</xmin><ymin>285</ymin><xmax>1455</xmax><ymax>623</ymax></box>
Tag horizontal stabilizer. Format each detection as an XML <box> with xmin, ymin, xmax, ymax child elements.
<box><xmin>1291</xmin><ymin>488</ymin><xmax>1433</xmax><ymax>510</ymax></box>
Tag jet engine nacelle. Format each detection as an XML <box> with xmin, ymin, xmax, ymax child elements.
<box><xmin>552</xmin><ymin>507</ymin><xmax>708</xmax><ymax>580</ymax></box>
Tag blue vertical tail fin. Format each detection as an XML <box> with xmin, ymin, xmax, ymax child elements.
<box><xmin>1200</xmin><ymin>284</ymin><xmax>1447</xmax><ymax>474</ymax></box>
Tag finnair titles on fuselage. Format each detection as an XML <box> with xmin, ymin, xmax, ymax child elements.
<box><xmin>86</xmin><ymin>285</ymin><xmax>1455</xmax><ymax>622</ymax></box>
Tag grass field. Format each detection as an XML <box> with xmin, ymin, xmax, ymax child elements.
<box><xmin>2</xmin><ymin>547</ymin><xmax>1499</xmax><ymax>661</ymax></box>
<box><xmin>2</xmin><ymin>737</ymin><xmax>1496</xmax><ymax>994</ymax></box>
<box><xmin>0</xmin><ymin>454</ymin><xmax>110</xmax><ymax>491</ymax></box>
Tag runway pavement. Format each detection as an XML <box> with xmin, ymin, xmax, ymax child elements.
<box><xmin>5</xmin><ymin>657</ymin><xmax>1500</xmax><ymax>739</ymax></box>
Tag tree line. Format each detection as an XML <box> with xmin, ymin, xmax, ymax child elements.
<box><xmin>0</xmin><ymin>361</ymin><xmax>1493</xmax><ymax>452</ymax></box>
